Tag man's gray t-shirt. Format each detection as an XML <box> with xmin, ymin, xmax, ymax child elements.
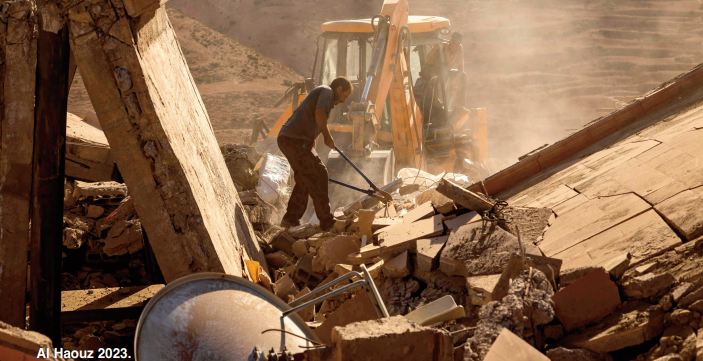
<box><xmin>279</xmin><ymin>85</ymin><xmax>334</xmax><ymax>142</ymax></box>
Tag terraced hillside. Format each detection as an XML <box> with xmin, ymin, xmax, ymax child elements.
<box><xmin>169</xmin><ymin>0</ymin><xmax>703</xmax><ymax>169</ymax></box>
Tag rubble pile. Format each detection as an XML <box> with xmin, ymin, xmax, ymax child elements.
<box><xmin>253</xmin><ymin>164</ymin><xmax>703</xmax><ymax>361</ymax></box>
<box><xmin>61</xmin><ymin>180</ymin><xmax>150</xmax><ymax>289</ymax></box>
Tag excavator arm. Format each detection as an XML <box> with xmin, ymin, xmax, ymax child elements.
<box><xmin>348</xmin><ymin>0</ymin><xmax>423</xmax><ymax>168</ymax></box>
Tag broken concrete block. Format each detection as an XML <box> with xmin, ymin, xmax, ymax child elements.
<box><xmin>563</xmin><ymin>304</ymin><xmax>666</xmax><ymax>353</ymax></box>
<box><xmin>416</xmin><ymin>188</ymin><xmax>454</xmax><ymax>214</ymax></box>
<box><xmin>315</xmin><ymin>293</ymin><xmax>379</xmax><ymax>344</ymax></box>
<box><xmin>467</xmin><ymin>274</ymin><xmax>501</xmax><ymax>306</ymax></box>
<box><xmin>330</xmin><ymin>315</ymin><xmax>453</xmax><ymax>361</ymax></box>
<box><xmin>0</xmin><ymin>321</ymin><xmax>53</xmax><ymax>361</ymax></box>
<box><xmin>602</xmin><ymin>253</ymin><xmax>630</xmax><ymax>279</ymax></box>
<box><xmin>124</xmin><ymin>0</ymin><xmax>168</xmax><ymax>17</ymax></box>
<box><xmin>440</xmin><ymin>222</ymin><xmax>541</xmax><ymax>276</ymax></box>
<box><xmin>366</xmin><ymin>259</ymin><xmax>385</xmax><ymax>279</ymax></box>
<box><xmin>68</xmin><ymin>2</ymin><xmax>265</xmax><ymax>280</ymax></box>
<box><xmin>292</xmin><ymin>287</ymin><xmax>314</xmax><ymax>322</ymax></box>
<box><xmin>545</xmin><ymin>347</ymin><xmax>612</xmax><ymax>361</ymax></box>
<box><xmin>671</xmin><ymin>282</ymin><xmax>694</xmax><ymax>304</ymax></box>
<box><xmin>291</xmin><ymin>239</ymin><xmax>308</xmax><ymax>258</ymax></box>
<box><xmin>622</xmin><ymin>273</ymin><xmax>676</xmax><ymax>299</ymax></box>
<box><xmin>552</xmin><ymin>268</ymin><xmax>620</xmax><ymax>331</ymax></box>
<box><xmin>560</xmin><ymin>266</ymin><xmax>605</xmax><ymax>288</ymax></box>
<box><xmin>688</xmin><ymin>300</ymin><xmax>703</xmax><ymax>313</ymax></box>
<box><xmin>415</xmin><ymin>235</ymin><xmax>448</xmax><ymax>272</ymax></box>
<box><xmin>355</xmin><ymin>209</ymin><xmax>375</xmax><ymax>240</ymax></box>
<box><xmin>288</xmin><ymin>224</ymin><xmax>320</xmax><ymax>239</ymax></box>
<box><xmin>401</xmin><ymin>202</ymin><xmax>435</xmax><ymax>224</ymax></box>
<box><xmin>65</xmin><ymin>113</ymin><xmax>115</xmax><ymax>182</ymax></box>
<box><xmin>668</xmin><ymin>309</ymin><xmax>693</xmax><ymax>326</ymax></box>
<box><xmin>382</xmin><ymin>251</ymin><xmax>410</xmax><ymax>278</ymax></box>
<box><xmin>265</xmin><ymin>251</ymin><xmax>295</xmax><ymax>269</ymax></box>
<box><xmin>405</xmin><ymin>295</ymin><xmax>465</xmax><ymax>326</ymax></box>
<box><xmin>679</xmin><ymin>285</ymin><xmax>703</xmax><ymax>308</ymax></box>
<box><xmin>483</xmin><ymin>328</ymin><xmax>550</xmax><ymax>361</ymax></box>
<box><xmin>102</xmin><ymin>219</ymin><xmax>144</xmax><ymax>256</ymax></box>
<box><xmin>274</xmin><ymin>274</ymin><xmax>298</xmax><ymax>301</ymax></box>
<box><xmin>314</xmin><ymin>235</ymin><xmax>360</xmax><ymax>272</ymax></box>
<box><xmin>334</xmin><ymin>264</ymin><xmax>353</xmax><ymax>275</ymax></box>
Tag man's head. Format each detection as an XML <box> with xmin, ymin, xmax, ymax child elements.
<box><xmin>330</xmin><ymin>77</ymin><xmax>353</xmax><ymax>105</ymax></box>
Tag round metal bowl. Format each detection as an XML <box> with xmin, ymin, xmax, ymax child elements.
<box><xmin>134</xmin><ymin>272</ymin><xmax>318</xmax><ymax>361</ymax></box>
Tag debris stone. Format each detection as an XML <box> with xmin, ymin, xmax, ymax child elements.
<box><xmin>382</xmin><ymin>251</ymin><xmax>410</xmax><ymax>278</ymax></box>
<box><xmin>563</xmin><ymin>303</ymin><xmax>666</xmax><ymax>353</ymax></box>
<box><xmin>466</xmin><ymin>274</ymin><xmax>501</xmax><ymax>306</ymax></box>
<box><xmin>679</xmin><ymin>285</ymin><xmax>703</xmax><ymax>308</ymax></box>
<box><xmin>671</xmin><ymin>282</ymin><xmax>695</xmax><ymax>304</ymax></box>
<box><xmin>483</xmin><ymin>328</ymin><xmax>550</xmax><ymax>361</ymax></box>
<box><xmin>552</xmin><ymin>268</ymin><xmax>620</xmax><ymax>331</ymax></box>
<box><xmin>463</xmin><ymin>267</ymin><xmax>554</xmax><ymax>361</ymax></box>
<box><xmin>330</xmin><ymin>316</ymin><xmax>453</xmax><ymax>361</ymax></box>
<box><xmin>315</xmin><ymin>292</ymin><xmax>379</xmax><ymax>344</ymax></box>
<box><xmin>623</xmin><ymin>273</ymin><xmax>676</xmax><ymax>299</ymax></box>
<box><xmin>440</xmin><ymin>222</ymin><xmax>541</xmax><ymax>277</ymax></box>
<box><xmin>546</xmin><ymin>347</ymin><xmax>613</xmax><ymax>361</ymax></box>
<box><xmin>0</xmin><ymin>321</ymin><xmax>54</xmax><ymax>360</ymax></box>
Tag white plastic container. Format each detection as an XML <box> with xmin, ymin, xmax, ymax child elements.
<box><xmin>256</xmin><ymin>153</ymin><xmax>291</xmax><ymax>204</ymax></box>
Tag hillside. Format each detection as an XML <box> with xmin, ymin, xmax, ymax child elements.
<box><xmin>168</xmin><ymin>0</ymin><xmax>703</xmax><ymax>169</ymax></box>
<box><xmin>68</xmin><ymin>7</ymin><xmax>300</xmax><ymax>144</ymax></box>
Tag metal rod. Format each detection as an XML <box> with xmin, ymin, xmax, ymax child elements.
<box><xmin>328</xmin><ymin>178</ymin><xmax>374</xmax><ymax>196</ymax></box>
<box><xmin>360</xmin><ymin>264</ymin><xmax>390</xmax><ymax>318</ymax></box>
<box><xmin>282</xmin><ymin>280</ymin><xmax>367</xmax><ymax>318</ymax></box>
<box><xmin>289</xmin><ymin>271</ymin><xmax>363</xmax><ymax>307</ymax></box>
<box><xmin>334</xmin><ymin>146</ymin><xmax>381</xmax><ymax>191</ymax></box>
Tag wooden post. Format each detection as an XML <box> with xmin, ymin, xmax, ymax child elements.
<box><xmin>0</xmin><ymin>0</ymin><xmax>38</xmax><ymax>327</ymax></box>
<box><xmin>29</xmin><ymin>18</ymin><xmax>70</xmax><ymax>343</ymax></box>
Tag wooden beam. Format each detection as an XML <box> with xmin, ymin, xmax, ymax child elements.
<box><xmin>61</xmin><ymin>285</ymin><xmax>163</xmax><ymax>323</ymax></box>
<box><xmin>436</xmin><ymin>178</ymin><xmax>495</xmax><ymax>212</ymax></box>
<box><xmin>29</xmin><ymin>19</ymin><xmax>70</xmax><ymax>343</ymax></box>
<box><xmin>0</xmin><ymin>0</ymin><xmax>37</xmax><ymax>327</ymax></box>
<box><xmin>67</xmin><ymin>2</ymin><xmax>266</xmax><ymax>281</ymax></box>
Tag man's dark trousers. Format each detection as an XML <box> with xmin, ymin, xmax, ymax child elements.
<box><xmin>277</xmin><ymin>135</ymin><xmax>334</xmax><ymax>229</ymax></box>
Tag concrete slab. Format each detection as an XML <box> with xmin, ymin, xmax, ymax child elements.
<box><xmin>655</xmin><ymin>186</ymin><xmax>703</xmax><ymax>241</ymax></box>
<box><xmin>540</xmin><ymin>193</ymin><xmax>650</xmax><ymax>257</ymax></box>
<box><xmin>554</xmin><ymin>210</ymin><xmax>681</xmax><ymax>270</ymax></box>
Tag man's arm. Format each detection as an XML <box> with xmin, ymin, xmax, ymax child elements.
<box><xmin>315</xmin><ymin>108</ymin><xmax>336</xmax><ymax>149</ymax></box>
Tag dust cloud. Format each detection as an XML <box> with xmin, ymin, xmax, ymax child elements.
<box><xmin>169</xmin><ymin>0</ymin><xmax>703</xmax><ymax>171</ymax></box>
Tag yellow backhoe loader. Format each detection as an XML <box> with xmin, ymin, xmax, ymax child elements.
<box><xmin>257</xmin><ymin>0</ymin><xmax>488</xmax><ymax>207</ymax></box>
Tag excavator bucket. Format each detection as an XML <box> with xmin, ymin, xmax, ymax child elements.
<box><xmin>325</xmin><ymin>149</ymin><xmax>395</xmax><ymax>210</ymax></box>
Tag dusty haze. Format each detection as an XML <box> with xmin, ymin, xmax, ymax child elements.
<box><xmin>168</xmin><ymin>0</ymin><xmax>703</xmax><ymax>170</ymax></box>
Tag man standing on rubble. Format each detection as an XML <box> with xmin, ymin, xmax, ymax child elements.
<box><xmin>277</xmin><ymin>77</ymin><xmax>353</xmax><ymax>231</ymax></box>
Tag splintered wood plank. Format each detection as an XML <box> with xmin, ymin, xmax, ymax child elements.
<box><xmin>541</xmin><ymin>193</ymin><xmax>650</xmax><ymax>257</ymax></box>
<box><xmin>0</xmin><ymin>0</ymin><xmax>37</xmax><ymax>327</ymax></box>
<box><xmin>67</xmin><ymin>2</ymin><xmax>265</xmax><ymax>281</ymax></box>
